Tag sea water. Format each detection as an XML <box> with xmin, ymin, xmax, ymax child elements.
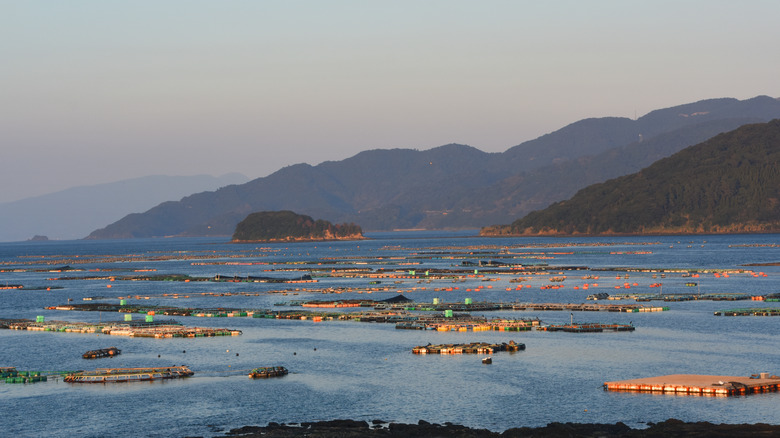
<box><xmin>0</xmin><ymin>232</ymin><xmax>779</xmax><ymax>437</ymax></box>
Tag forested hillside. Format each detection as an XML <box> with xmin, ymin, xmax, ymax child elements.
<box><xmin>482</xmin><ymin>120</ymin><xmax>780</xmax><ymax>235</ymax></box>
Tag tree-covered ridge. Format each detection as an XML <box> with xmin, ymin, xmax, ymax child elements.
<box><xmin>482</xmin><ymin>119</ymin><xmax>780</xmax><ymax>236</ymax></box>
<box><xmin>232</xmin><ymin>211</ymin><xmax>364</xmax><ymax>242</ymax></box>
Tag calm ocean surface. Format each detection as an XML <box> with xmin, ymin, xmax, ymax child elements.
<box><xmin>1</xmin><ymin>231</ymin><xmax>779</xmax><ymax>437</ymax></box>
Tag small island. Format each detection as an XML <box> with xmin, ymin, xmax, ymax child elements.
<box><xmin>232</xmin><ymin>211</ymin><xmax>365</xmax><ymax>243</ymax></box>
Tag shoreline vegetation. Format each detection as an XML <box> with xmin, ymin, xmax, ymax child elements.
<box><xmin>231</xmin><ymin>211</ymin><xmax>365</xmax><ymax>243</ymax></box>
<box><xmin>479</xmin><ymin>227</ymin><xmax>780</xmax><ymax>238</ymax></box>
<box><xmin>222</xmin><ymin>419</ymin><xmax>780</xmax><ymax>437</ymax></box>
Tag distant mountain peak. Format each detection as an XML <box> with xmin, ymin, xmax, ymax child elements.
<box><xmin>0</xmin><ymin>173</ymin><xmax>250</xmax><ymax>242</ymax></box>
<box><xmin>83</xmin><ymin>96</ymin><xmax>780</xmax><ymax>239</ymax></box>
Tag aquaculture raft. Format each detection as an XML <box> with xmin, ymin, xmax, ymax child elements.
<box><xmin>714</xmin><ymin>308</ymin><xmax>780</xmax><ymax>316</ymax></box>
<box><xmin>2</xmin><ymin>367</ymin><xmax>48</xmax><ymax>383</ymax></box>
<box><xmin>541</xmin><ymin>322</ymin><xmax>634</xmax><ymax>332</ymax></box>
<box><xmin>83</xmin><ymin>347</ymin><xmax>121</xmax><ymax>359</ymax></box>
<box><xmin>63</xmin><ymin>366</ymin><xmax>194</xmax><ymax>383</ymax></box>
<box><xmin>604</xmin><ymin>374</ymin><xmax>780</xmax><ymax>396</ymax></box>
<box><xmin>248</xmin><ymin>366</ymin><xmax>288</xmax><ymax>378</ymax></box>
<box><xmin>412</xmin><ymin>341</ymin><xmax>525</xmax><ymax>355</ymax></box>
<box><xmin>1</xmin><ymin>318</ymin><xmax>241</xmax><ymax>338</ymax></box>
<box><xmin>391</xmin><ymin>315</ymin><xmax>541</xmax><ymax>332</ymax></box>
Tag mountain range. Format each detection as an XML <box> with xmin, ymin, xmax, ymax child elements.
<box><xmin>481</xmin><ymin>119</ymin><xmax>780</xmax><ymax>235</ymax></box>
<box><xmin>0</xmin><ymin>173</ymin><xmax>248</xmax><ymax>242</ymax></box>
<box><xmin>69</xmin><ymin>95</ymin><xmax>780</xmax><ymax>238</ymax></box>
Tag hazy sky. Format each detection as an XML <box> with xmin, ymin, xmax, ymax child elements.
<box><xmin>2</xmin><ymin>1</ymin><xmax>779</xmax><ymax>203</ymax></box>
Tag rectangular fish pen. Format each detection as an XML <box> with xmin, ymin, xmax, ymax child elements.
<box><xmin>412</xmin><ymin>341</ymin><xmax>525</xmax><ymax>355</ymax></box>
<box><xmin>604</xmin><ymin>374</ymin><xmax>780</xmax><ymax>396</ymax></box>
<box><xmin>63</xmin><ymin>366</ymin><xmax>194</xmax><ymax>383</ymax></box>
<box><xmin>541</xmin><ymin>322</ymin><xmax>635</xmax><ymax>332</ymax></box>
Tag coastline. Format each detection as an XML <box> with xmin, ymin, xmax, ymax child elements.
<box><xmin>221</xmin><ymin>419</ymin><xmax>780</xmax><ymax>437</ymax></box>
<box><xmin>479</xmin><ymin>229</ymin><xmax>780</xmax><ymax>238</ymax></box>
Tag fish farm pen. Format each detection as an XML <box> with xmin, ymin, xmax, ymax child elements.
<box><xmin>2</xmin><ymin>367</ymin><xmax>48</xmax><ymax>384</ymax></box>
<box><xmin>0</xmin><ymin>318</ymin><xmax>241</xmax><ymax>338</ymax></box>
<box><xmin>2</xmin><ymin>367</ymin><xmax>87</xmax><ymax>384</ymax></box>
<box><xmin>507</xmin><ymin>302</ymin><xmax>668</xmax><ymax>312</ymax></box>
<box><xmin>395</xmin><ymin>320</ymin><xmax>536</xmax><ymax>331</ymax></box>
<box><xmin>63</xmin><ymin>366</ymin><xmax>194</xmax><ymax>383</ymax></box>
<box><xmin>714</xmin><ymin>308</ymin><xmax>780</xmax><ymax>316</ymax></box>
<box><xmin>604</xmin><ymin>374</ymin><xmax>780</xmax><ymax>396</ymax></box>
<box><xmin>540</xmin><ymin>322</ymin><xmax>635</xmax><ymax>332</ymax></box>
<box><xmin>412</xmin><ymin>341</ymin><xmax>525</xmax><ymax>355</ymax></box>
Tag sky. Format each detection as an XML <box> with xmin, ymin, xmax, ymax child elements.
<box><xmin>2</xmin><ymin>1</ymin><xmax>779</xmax><ymax>203</ymax></box>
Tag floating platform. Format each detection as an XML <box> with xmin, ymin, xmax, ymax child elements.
<box><xmin>412</xmin><ymin>341</ymin><xmax>524</xmax><ymax>355</ymax></box>
<box><xmin>1</xmin><ymin>367</ymin><xmax>48</xmax><ymax>384</ymax></box>
<box><xmin>396</xmin><ymin>320</ymin><xmax>536</xmax><ymax>332</ymax></box>
<box><xmin>2</xmin><ymin>367</ymin><xmax>80</xmax><ymax>383</ymax></box>
<box><xmin>64</xmin><ymin>366</ymin><xmax>194</xmax><ymax>383</ymax></box>
<box><xmin>3</xmin><ymin>367</ymin><xmax>43</xmax><ymax>384</ymax></box>
<box><xmin>541</xmin><ymin>322</ymin><xmax>635</xmax><ymax>333</ymax></box>
<box><xmin>301</xmin><ymin>300</ymin><xmax>363</xmax><ymax>308</ymax></box>
<box><xmin>83</xmin><ymin>347</ymin><xmax>121</xmax><ymax>359</ymax></box>
<box><xmin>1</xmin><ymin>318</ymin><xmax>241</xmax><ymax>338</ymax></box>
<box><xmin>509</xmin><ymin>302</ymin><xmax>667</xmax><ymax>313</ymax></box>
<box><xmin>714</xmin><ymin>308</ymin><xmax>780</xmax><ymax>316</ymax></box>
<box><xmin>248</xmin><ymin>366</ymin><xmax>288</xmax><ymax>378</ymax></box>
<box><xmin>604</xmin><ymin>374</ymin><xmax>780</xmax><ymax>396</ymax></box>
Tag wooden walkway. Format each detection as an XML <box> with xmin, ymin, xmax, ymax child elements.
<box><xmin>604</xmin><ymin>373</ymin><xmax>780</xmax><ymax>396</ymax></box>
